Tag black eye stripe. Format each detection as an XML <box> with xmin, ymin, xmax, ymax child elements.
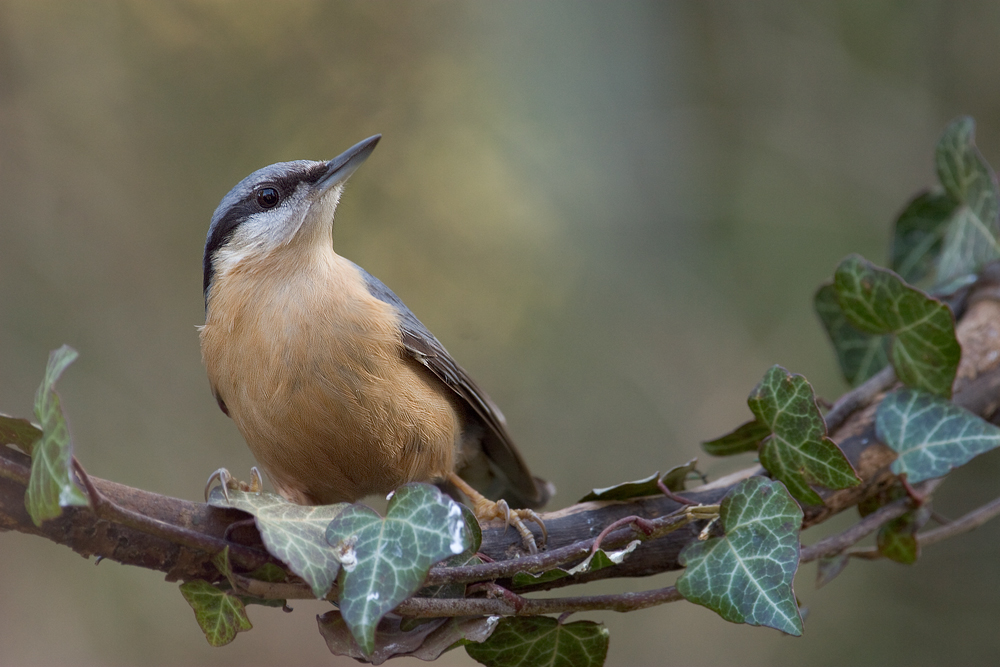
<box><xmin>204</xmin><ymin>161</ymin><xmax>332</xmax><ymax>303</ymax></box>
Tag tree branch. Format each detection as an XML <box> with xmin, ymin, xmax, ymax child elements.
<box><xmin>3</xmin><ymin>283</ymin><xmax>1000</xmax><ymax>613</ymax></box>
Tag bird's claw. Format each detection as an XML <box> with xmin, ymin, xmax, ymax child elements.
<box><xmin>205</xmin><ymin>466</ymin><xmax>263</xmax><ymax>502</ymax></box>
<box><xmin>473</xmin><ymin>497</ymin><xmax>547</xmax><ymax>554</ymax></box>
<box><xmin>205</xmin><ymin>467</ymin><xmax>234</xmax><ymax>502</ymax></box>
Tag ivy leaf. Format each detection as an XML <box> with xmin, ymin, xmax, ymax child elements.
<box><xmin>749</xmin><ymin>366</ymin><xmax>860</xmax><ymax>506</ymax></box>
<box><xmin>248</xmin><ymin>562</ymin><xmax>288</xmax><ymax>583</ymax></box>
<box><xmin>578</xmin><ymin>459</ymin><xmax>700</xmax><ymax>502</ymax></box>
<box><xmin>460</xmin><ymin>503</ymin><xmax>483</xmax><ymax>554</ymax></box>
<box><xmin>511</xmin><ymin>540</ymin><xmax>641</xmax><ymax>588</ymax></box>
<box><xmin>179</xmin><ymin>580</ymin><xmax>252</xmax><ymax>647</ymax></box>
<box><xmin>207</xmin><ymin>546</ymin><xmax>287</xmax><ymax>609</ymax></box>
<box><xmin>318</xmin><ymin>610</ymin><xmax>498</xmax><ymax>664</ymax></box>
<box><xmin>465</xmin><ymin>617</ymin><xmax>610</xmax><ymax>667</ymax></box>
<box><xmin>677</xmin><ymin>477</ymin><xmax>803</xmax><ymax>635</ymax></box>
<box><xmin>875</xmin><ymin>388</ymin><xmax>1000</xmax><ymax>483</ymax></box>
<box><xmin>25</xmin><ymin>345</ymin><xmax>90</xmax><ymax>526</ymax></box>
<box><xmin>0</xmin><ymin>414</ymin><xmax>42</xmax><ymax>453</ymax></box>
<box><xmin>702</xmin><ymin>420</ymin><xmax>771</xmax><ymax>457</ymax></box>
<box><xmin>325</xmin><ymin>483</ymin><xmax>471</xmax><ymax>657</ymax></box>
<box><xmin>815</xmin><ymin>553</ymin><xmax>850</xmax><ymax>589</ymax></box>
<box><xmin>208</xmin><ymin>488</ymin><xmax>347</xmax><ymax>598</ymax></box>
<box><xmin>834</xmin><ymin>254</ymin><xmax>960</xmax><ymax>397</ymax></box>
<box><xmin>661</xmin><ymin>458</ymin><xmax>700</xmax><ymax>492</ymax></box>
<box><xmin>877</xmin><ymin>507</ymin><xmax>930</xmax><ymax>565</ymax></box>
<box><xmin>933</xmin><ymin>116</ymin><xmax>1000</xmax><ymax>287</ymax></box>
<box><xmin>814</xmin><ymin>283</ymin><xmax>890</xmax><ymax>386</ymax></box>
<box><xmin>890</xmin><ymin>190</ymin><xmax>958</xmax><ymax>285</ymax></box>
<box><xmin>578</xmin><ymin>472</ymin><xmax>661</xmax><ymax>502</ymax></box>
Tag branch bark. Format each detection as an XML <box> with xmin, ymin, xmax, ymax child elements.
<box><xmin>3</xmin><ymin>281</ymin><xmax>1000</xmax><ymax>598</ymax></box>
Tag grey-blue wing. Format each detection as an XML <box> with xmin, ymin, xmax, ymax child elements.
<box><xmin>354</xmin><ymin>262</ymin><xmax>547</xmax><ymax>507</ymax></box>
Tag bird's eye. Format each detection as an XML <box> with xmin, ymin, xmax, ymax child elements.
<box><xmin>255</xmin><ymin>186</ymin><xmax>280</xmax><ymax>209</ymax></box>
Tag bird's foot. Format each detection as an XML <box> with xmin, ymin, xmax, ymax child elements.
<box><xmin>204</xmin><ymin>466</ymin><xmax>263</xmax><ymax>502</ymax></box>
<box><xmin>472</xmin><ymin>496</ymin><xmax>546</xmax><ymax>554</ymax></box>
<box><xmin>446</xmin><ymin>472</ymin><xmax>546</xmax><ymax>554</ymax></box>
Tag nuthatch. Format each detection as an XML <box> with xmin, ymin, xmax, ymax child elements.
<box><xmin>200</xmin><ymin>135</ymin><xmax>550</xmax><ymax>549</ymax></box>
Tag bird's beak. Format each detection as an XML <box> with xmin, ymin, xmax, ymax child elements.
<box><xmin>316</xmin><ymin>135</ymin><xmax>381</xmax><ymax>194</ymax></box>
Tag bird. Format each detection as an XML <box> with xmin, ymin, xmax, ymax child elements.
<box><xmin>199</xmin><ymin>135</ymin><xmax>551</xmax><ymax>551</ymax></box>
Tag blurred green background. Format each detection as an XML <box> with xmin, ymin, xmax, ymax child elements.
<box><xmin>3</xmin><ymin>2</ymin><xmax>1000</xmax><ymax>665</ymax></box>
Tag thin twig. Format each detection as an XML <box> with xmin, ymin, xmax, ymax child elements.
<box><xmin>823</xmin><ymin>365</ymin><xmax>896</xmax><ymax>434</ymax></box>
<box><xmin>393</xmin><ymin>585</ymin><xmax>684</xmax><ymax>618</ymax></box>
<box><xmin>918</xmin><ymin>496</ymin><xmax>1000</xmax><ymax>546</ymax></box>
<box><xmin>848</xmin><ymin>493</ymin><xmax>1000</xmax><ymax>559</ymax></box>
<box><xmin>800</xmin><ymin>479</ymin><xmax>942</xmax><ymax>563</ymax></box>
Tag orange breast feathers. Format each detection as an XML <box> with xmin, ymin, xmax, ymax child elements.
<box><xmin>200</xmin><ymin>246</ymin><xmax>461</xmax><ymax>505</ymax></box>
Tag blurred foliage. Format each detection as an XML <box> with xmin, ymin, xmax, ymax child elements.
<box><xmin>4</xmin><ymin>1</ymin><xmax>1000</xmax><ymax>665</ymax></box>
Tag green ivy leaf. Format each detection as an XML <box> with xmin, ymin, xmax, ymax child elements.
<box><xmin>460</xmin><ymin>503</ymin><xmax>483</xmax><ymax>554</ymax></box>
<box><xmin>578</xmin><ymin>459</ymin><xmax>699</xmax><ymax>502</ymax></box>
<box><xmin>511</xmin><ymin>540</ymin><xmax>641</xmax><ymax>588</ymax></box>
<box><xmin>749</xmin><ymin>366</ymin><xmax>860</xmax><ymax>505</ymax></box>
<box><xmin>0</xmin><ymin>414</ymin><xmax>42</xmax><ymax>453</ymax></box>
<box><xmin>661</xmin><ymin>458</ymin><xmax>699</xmax><ymax>492</ymax></box>
<box><xmin>207</xmin><ymin>488</ymin><xmax>347</xmax><ymax>598</ymax></box>
<box><xmin>465</xmin><ymin>617</ymin><xmax>610</xmax><ymax>667</ymax></box>
<box><xmin>677</xmin><ymin>477</ymin><xmax>803</xmax><ymax>635</ymax></box>
<box><xmin>814</xmin><ymin>283</ymin><xmax>890</xmax><ymax>386</ymax></box>
<box><xmin>875</xmin><ymin>388</ymin><xmax>1000</xmax><ymax>483</ymax></box>
<box><xmin>578</xmin><ymin>472</ymin><xmax>660</xmax><ymax>502</ymax></box>
<box><xmin>25</xmin><ymin>346</ymin><xmax>89</xmax><ymax>526</ymax></box>
<box><xmin>834</xmin><ymin>255</ymin><xmax>960</xmax><ymax>397</ymax></box>
<box><xmin>248</xmin><ymin>562</ymin><xmax>288</xmax><ymax>583</ymax></box>
<box><xmin>702</xmin><ymin>419</ymin><xmax>771</xmax><ymax>457</ymax></box>
<box><xmin>933</xmin><ymin>116</ymin><xmax>1000</xmax><ymax>286</ymax></box>
<box><xmin>815</xmin><ymin>553</ymin><xmax>850</xmax><ymax>589</ymax></box>
<box><xmin>179</xmin><ymin>580</ymin><xmax>252</xmax><ymax>647</ymax></box>
<box><xmin>325</xmin><ymin>483</ymin><xmax>471</xmax><ymax>657</ymax></box>
<box><xmin>318</xmin><ymin>610</ymin><xmax>498</xmax><ymax>664</ymax></box>
<box><xmin>208</xmin><ymin>546</ymin><xmax>287</xmax><ymax>609</ymax></box>
<box><xmin>890</xmin><ymin>190</ymin><xmax>957</xmax><ymax>285</ymax></box>
<box><xmin>876</xmin><ymin>507</ymin><xmax>930</xmax><ymax>565</ymax></box>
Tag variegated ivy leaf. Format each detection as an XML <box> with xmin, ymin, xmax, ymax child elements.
<box><xmin>933</xmin><ymin>116</ymin><xmax>1000</xmax><ymax>287</ymax></box>
<box><xmin>677</xmin><ymin>477</ymin><xmax>803</xmax><ymax>636</ymax></box>
<box><xmin>325</xmin><ymin>483</ymin><xmax>471</xmax><ymax>657</ymax></box>
<box><xmin>179</xmin><ymin>580</ymin><xmax>252</xmax><ymax>647</ymax></box>
<box><xmin>208</xmin><ymin>487</ymin><xmax>347</xmax><ymax>598</ymax></box>
<box><xmin>834</xmin><ymin>255</ymin><xmax>960</xmax><ymax>398</ymax></box>
<box><xmin>814</xmin><ymin>282</ymin><xmax>890</xmax><ymax>387</ymax></box>
<box><xmin>749</xmin><ymin>365</ymin><xmax>860</xmax><ymax>506</ymax></box>
<box><xmin>25</xmin><ymin>346</ymin><xmax>89</xmax><ymax>526</ymax></box>
<box><xmin>876</xmin><ymin>388</ymin><xmax>1000</xmax><ymax>483</ymax></box>
<box><xmin>465</xmin><ymin>617</ymin><xmax>609</xmax><ymax>667</ymax></box>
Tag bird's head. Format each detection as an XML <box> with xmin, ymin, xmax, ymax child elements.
<box><xmin>202</xmin><ymin>135</ymin><xmax>380</xmax><ymax>305</ymax></box>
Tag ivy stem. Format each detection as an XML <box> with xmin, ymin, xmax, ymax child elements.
<box><xmin>656</xmin><ymin>478</ymin><xmax>698</xmax><ymax>506</ymax></box>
